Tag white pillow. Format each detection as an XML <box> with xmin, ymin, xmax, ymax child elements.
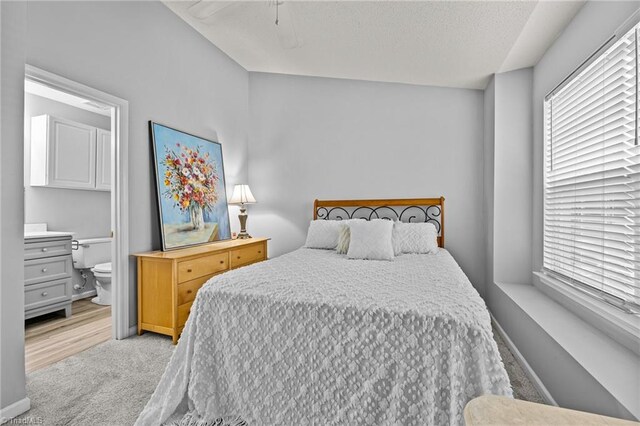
<box><xmin>347</xmin><ymin>219</ymin><xmax>394</xmax><ymax>261</ymax></box>
<box><xmin>336</xmin><ymin>225</ymin><xmax>350</xmax><ymax>254</ymax></box>
<box><xmin>304</xmin><ymin>220</ymin><xmax>344</xmax><ymax>249</ymax></box>
<box><xmin>392</xmin><ymin>222</ymin><xmax>439</xmax><ymax>255</ymax></box>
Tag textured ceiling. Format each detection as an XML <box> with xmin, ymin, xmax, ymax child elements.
<box><xmin>164</xmin><ymin>1</ymin><xmax>584</xmax><ymax>89</ymax></box>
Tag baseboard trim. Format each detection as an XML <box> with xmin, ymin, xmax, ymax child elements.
<box><xmin>128</xmin><ymin>325</ymin><xmax>138</xmax><ymax>338</ymax></box>
<box><xmin>72</xmin><ymin>289</ymin><xmax>97</xmax><ymax>301</ymax></box>
<box><xmin>0</xmin><ymin>397</ymin><xmax>31</xmax><ymax>424</ymax></box>
<box><xmin>490</xmin><ymin>313</ymin><xmax>558</xmax><ymax>406</ymax></box>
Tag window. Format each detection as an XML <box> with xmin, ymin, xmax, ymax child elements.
<box><xmin>543</xmin><ymin>23</ymin><xmax>640</xmax><ymax>313</ymax></box>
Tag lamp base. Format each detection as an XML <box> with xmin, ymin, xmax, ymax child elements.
<box><xmin>237</xmin><ymin>206</ymin><xmax>251</xmax><ymax>239</ymax></box>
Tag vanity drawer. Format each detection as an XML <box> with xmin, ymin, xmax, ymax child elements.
<box><xmin>24</xmin><ymin>256</ymin><xmax>72</xmax><ymax>286</ymax></box>
<box><xmin>24</xmin><ymin>278</ymin><xmax>71</xmax><ymax>311</ymax></box>
<box><xmin>230</xmin><ymin>242</ymin><xmax>266</xmax><ymax>268</ymax></box>
<box><xmin>177</xmin><ymin>301</ymin><xmax>193</xmax><ymax>328</ymax></box>
<box><xmin>25</xmin><ymin>238</ymin><xmax>72</xmax><ymax>260</ymax></box>
<box><xmin>177</xmin><ymin>252</ymin><xmax>228</xmax><ymax>283</ymax></box>
<box><xmin>177</xmin><ymin>275</ymin><xmax>211</xmax><ymax>306</ymax></box>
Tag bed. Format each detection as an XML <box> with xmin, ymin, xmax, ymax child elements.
<box><xmin>136</xmin><ymin>198</ymin><xmax>512</xmax><ymax>426</ymax></box>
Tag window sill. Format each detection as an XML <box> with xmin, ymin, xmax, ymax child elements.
<box><xmin>533</xmin><ymin>271</ymin><xmax>640</xmax><ymax>356</ymax></box>
<box><xmin>494</xmin><ymin>282</ymin><xmax>640</xmax><ymax>420</ymax></box>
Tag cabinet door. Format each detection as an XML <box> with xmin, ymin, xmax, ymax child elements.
<box><xmin>48</xmin><ymin>116</ymin><xmax>97</xmax><ymax>190</ymax></box>
<box><xmin>96</xmin><ymin>128</ymin><xmax>111</xmax><ymax>191</ymax></box>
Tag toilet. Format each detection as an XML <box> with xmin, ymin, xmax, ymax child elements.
<box><xmin>71</xmin><ymin>237</ymin><xmax>112</xmax><ymax>305</ymax></box>
<box><xmin>91</xmin><ymin>262</ymin><xmax>112</xmax><ymax>305</ymax></box>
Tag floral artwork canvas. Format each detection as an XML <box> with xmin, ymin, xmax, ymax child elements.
<box><xmin>150</xmin><ymin>122</ymin><xmax>231</xmax><ymax>250</ymax></box>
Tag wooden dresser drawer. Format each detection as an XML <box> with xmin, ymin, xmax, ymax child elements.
<box><xmin>25</xmin><ymin>278</ymin><xmax>71</xmax><ymax>311</ymax></box>
<box><xmin>230</xmin><ymin>243</ymin><xmax>266</xmax><ymax>268</ymax></box>
<box><xmin>24</xmin><ymin>239</ymin><xmax>72</xmax><ymax>260</ymax></box>
<box><xmin>177</xmin><ymin>275</ymin><xmax>211</xmax><ymax>306</ymax></box>
<box><xmin>177</xmin><ymin>301</ymin><xmax>193</xmax><ymax>327</ymax></box>
<box><xmin>178</xmin><ymin>252</ymin><xmax>228</xmax><ymax>283</ymax></box>
<box><xmin>24</xmin><ymin>256</ymin><xmax>72</xmax><ymax>286</ymax></box>
<box><xmin>136</xmin><ymin>237</ymin><xmax>269</xmax><ymax>344</ymax></box>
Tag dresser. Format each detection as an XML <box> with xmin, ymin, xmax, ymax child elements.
<box><xmin>24</xmin><ymin>234</ymin><xmax>74</xmax><ymax>320</ymax></box>
<box><xmin>135</xmin><ymin>237</ymin><xmax>269</xmax><ymax>344</ymax></box>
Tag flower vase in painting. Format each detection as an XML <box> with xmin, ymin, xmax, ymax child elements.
<box><xmin>190</xmin><ymin>204</ymin><xmax>204</xmax><ymax>230</ymax></box>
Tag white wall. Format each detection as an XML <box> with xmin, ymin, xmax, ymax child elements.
<box><xmin>248</xmin><ymin>72</ymin><xmax>486</xmax><ymax>294</ymax></box>
<box><xmin>484</xmin><ymin>1</ymin><xmax>640</xmax><ymax>420</ymax></box>
<box><xmin>532</xmin><ymin>1</ymin><xmax>640</xmax><ymax>272</ymax></box>
<box><xmin>493</xmin><ymin>68</ymin><xmax>533</xmax><ymax>286</ymax></box>
<box><xmin>3</xmin><ymin>0</ymin><xmax>637</xmax><ymax>421</ymax></box>
<box><xmin>528</xmin><ymin>3</ymin><xmax>640</xmax><ymax>417</ymax></box>
<box><xmin>482</xmin><ymin>76</ymin><xmax>495</xmax><ymax>304</ymax></box>
<box><xmin>2</xmin><ymin>2</ymin><xmax>250</xmax><ymax>417</ymax></box>
<box><xmin>0</xmin><ymin>1</ymin><xmax>29</xmax><ymax>419</ymax></box>
<box><xmin>25</xmin><ymin>1</ymin><xmax>250</xmax><ymax>327</ymax></box>
<box><xmin>484</xmin><ymin>68</ymin><xmax>534</xmax><ymax>308</ymax></box>
<box><xmin>24</xmin><ymin>93</ymin><xmax>112</xmax><ymax>296</ymax></box>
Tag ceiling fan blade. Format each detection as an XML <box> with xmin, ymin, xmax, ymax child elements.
<box><xmin>273</xmin><ymin>1</ymin><xmax>303</xmax><ymax>49</ymax></box>
<box><xmin>187</xmin><ymin>1</ymin><xmax>234</xmax><ymax>20</ymax></box>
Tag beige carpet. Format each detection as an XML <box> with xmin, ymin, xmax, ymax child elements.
<box><xmin>492</xmin><ymin>325</ymin><xmax>546</xmax><ymax>404</ymax></box>
<box><xmin>18</xmin><ymin>333</ymin><xmax>175</xmax><ymax>426</ymax></box>
<box><xmin>17</xmin><ymin>328</ymin><xmax>544</xmax><ymax>425</ymax></box>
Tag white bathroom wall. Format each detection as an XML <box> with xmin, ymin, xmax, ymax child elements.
<box><xmin>24</xmin><ymin>93</ymin><xmax>112</xmax><ymax>296</ymax></box>
<box><xmin>248</xmin><ymin>72</ymin><xmax>486</xmax><ymax>295</ymax></box>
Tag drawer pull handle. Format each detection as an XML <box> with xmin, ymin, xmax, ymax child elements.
<box><xmin>42</xmin><ymin>268</ymin><xmax>48</xmax><ymax>273</ymax></box>
<box><xmin>187</xmin><ymin>289</ymin><xmax>193</xmax><ymax>294</ymax></box>
<box><xmin>237</xmin><ymin>256</ymin><xmax>241</xmax><ymax>259</ymax></box>
<box><xmin>41</xmin><ymin>248</ymin><xmax>48</xmax><ymax>252</ymax></box>
<box><xmin>220</xmin><ymin>260</ymin><xmax>224</xmax><ymax>264</ymax></box>
<box><xmin>258</xmin><ymin>251</ymin><xmax>262</xmax><ymax>254</ymax></box>
<box><xmin>41</xmin><ymin>291</ymin><xmax>48</xmax><ymax>297</ymax></box>
<box><xmin>187</xmin><ymin>268</ymin><xmax>192</xmax><ymax>273</ymax></box>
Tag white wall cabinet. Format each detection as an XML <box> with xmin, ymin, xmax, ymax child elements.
<box><xmin>96</xmin><ymin>128</ymin><xmax>111</xmax><ymax>191</ymax></box>
<box><xmin>30</xmin><ymin>114</ymin><xmax>110</xmax><ymax>191</ymax></box>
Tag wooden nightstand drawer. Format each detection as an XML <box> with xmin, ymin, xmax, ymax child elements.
<box><xmin>177</xmin><ymin>275</ymin><xmax>211</xmax><ymax>306</ymax></box>
<box><xmin>177</xmin><ymin>301</ymin><xmax>193</xmax><ymax>327</ymax></box>
<box><xmin>178</xmin><ymin>252</ymin><xmax>228</xmax><ymax>283</ymax></box>
<box><xmin>230</xmin><ymin>243</ymin><xmax>266</xmax><ymax>268</ymax></box>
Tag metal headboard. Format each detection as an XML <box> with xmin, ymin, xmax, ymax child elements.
<box><xmin>313</xmin><ymin>197</ymin><xmax>445</xmax><ymax>248</ymax></box>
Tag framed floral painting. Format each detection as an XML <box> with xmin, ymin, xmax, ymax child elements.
<box><xmin>149</xmin><ymin>122</ymin><xmax>231</xmax><ymax>250</ymax></box>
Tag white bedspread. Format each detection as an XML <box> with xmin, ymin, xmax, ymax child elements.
<box><xmin>136</xmin><ymin>248</ymin><xmax>512</xmax><ymax>426</ymax></box>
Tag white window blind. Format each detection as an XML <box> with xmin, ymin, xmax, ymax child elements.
<box><xmin>543</xmin><ymin>23</ymin><xmax>640</xmax><ymax>312</ymax></box>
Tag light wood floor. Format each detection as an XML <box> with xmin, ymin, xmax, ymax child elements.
<box><xmin>25</xmin><ymin>299</ymin><xmax>112</xmax><ymax>373</ymax></box>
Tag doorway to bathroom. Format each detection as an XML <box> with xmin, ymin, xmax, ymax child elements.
<box><xmin>22</xmin><ymin>66</ymin><xmax>129</xmax><ymax>372</ymax></box>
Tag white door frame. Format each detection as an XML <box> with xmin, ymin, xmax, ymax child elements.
<box><xmin>25</xmin><ymin>65</ymin><xmax>131</xmax><ymax>339</ymax></box>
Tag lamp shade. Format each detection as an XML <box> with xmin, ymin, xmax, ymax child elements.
<box><xmin>229</xmin><ymin>184</ymin><xmax>256</xmax><ymax>204</ymax></box>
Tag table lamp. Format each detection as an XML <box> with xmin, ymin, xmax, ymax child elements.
<box><xmin>229</xmin><ymin>184</ymin><xmax>256</xmax><ymax>239</ymax></box>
